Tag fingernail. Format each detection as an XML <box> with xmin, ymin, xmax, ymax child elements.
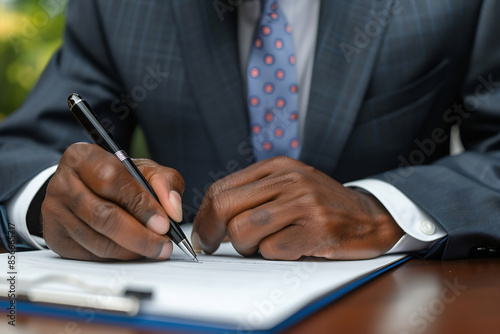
<box><xmin>169</xmin><ymin>190</ymin><xmax>183</xmax><ymax>222</ymax></box>
<box><xmin>157</xmin><ymin>240</ymin><xmax>173</xmax><ymax>260</ymax></box>
<box><xmin>147</xmin><ymin>214</ymin><xmax>170</xmax><ymax>234</ymax></box>
<box><xmin>191</xmin><ymin>231</ymin><xmax>202</xmax><ymax>253</ymax></box>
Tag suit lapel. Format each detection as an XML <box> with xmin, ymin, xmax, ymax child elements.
<box><xmin>301</xmin><ymin>0</ymin><xmax>394</xmax><ymax>174</ymax></box>
<box><xmin>172</xmin><ymin>0</ymin><xmax>253</xmax><ymax>167</ymax></box>
<box><xmin>172</xmin><ymin>0</ymin><xmax>394</xmax><ymax>172</ymax></box>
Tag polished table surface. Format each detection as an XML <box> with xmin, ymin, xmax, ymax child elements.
<box><xmin>1</xmin><ymin>244</ymin><xmax>499</xmax><ymax>334</ymax></box>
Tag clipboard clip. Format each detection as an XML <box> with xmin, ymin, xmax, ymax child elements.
<box><xmin>1</xmin><ymin>274</ymin><xmax>153</xmax><ymax>316</ymax></box>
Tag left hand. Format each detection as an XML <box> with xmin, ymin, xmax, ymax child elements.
<box><xmin>192</xmin><ymin>157</ymin><xmax>404</xmax><ymax>260</ymax></box>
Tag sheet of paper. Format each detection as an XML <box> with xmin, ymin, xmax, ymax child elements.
<box><xmin>0</xmin><ymin>225</ymin><xmax>406</xmax><ymax>330</ymax></box>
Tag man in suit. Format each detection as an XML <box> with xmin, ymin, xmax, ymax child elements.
<box><xmin>0</xmin><ymin>0</ymin><xmax>499</xmax><ymax>261</ymax></box>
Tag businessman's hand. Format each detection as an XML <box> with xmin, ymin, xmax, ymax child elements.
<box><xmin>42</xmin><ymin>143</ymin><xmax>185</xmax><ymax>261</ymax></box>
<box><xmin>192</xmin><ymin>157</ymin><xmax>403</xmax><ymax>260</ymax></box>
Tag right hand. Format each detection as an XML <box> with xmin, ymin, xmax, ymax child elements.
<box><xmin>41</xmin><ymin>143</ymin><xmax>185</xmax><ymax>261</ymax></box>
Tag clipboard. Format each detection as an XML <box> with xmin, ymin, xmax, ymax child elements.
<box><xmin>0</xmin><ymin>225</ymin><xmax>410</xmax><ymax>333</ymax></box>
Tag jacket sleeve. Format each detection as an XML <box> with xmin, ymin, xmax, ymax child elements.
<box><xmin>0</xmin><ymin>0</ymin><xmax>136</xmax><ymax>203</ymax></box>
<box><xmin>375</xmin><ymin>0</ymin><xmax>500</xmax><ymax>259</ymax></box>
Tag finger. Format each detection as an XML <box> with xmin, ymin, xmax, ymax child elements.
<box><xmin>60</xmin><ymin>209</ymin><xmax>144</xmax><ymax>261</ymax></box>
<box><xmin>66</xmin><ymin>177</ymin><xmax>173</xmax><ymax>260</ymax></box>
<box><xmin>203</xmin><ymin>156</ymin><xmax>299</xmax><ymax>198</ymax></box>
<box><xmin>193</xmin><ymin>170</ymin><xmax>295</xmax><ymax>254</ymax></box>
<box><xmin>194</xmin><ymin>166</ymin><xmax>309</xmax><ymax>254</ymax></box>
<box><xmin>258</xmin><ymin>223</ymin><xmax>383</xmax><ymax>261</ymax></box>
<box><xmin>66</xmin><ymin>144</ymin><xmax>171</xmax><ymax>235</ymax></box>
<box><xmin>136</xmin><ymin>159</ymin><xmax>185</xmax><ymax>223</ymax></box>
<box><xmin>42</xmin><ymin>199</ymin><xmax>112</xmax><ymax>261</ymax></box>
<box><xmin>227</xmin><ymin>201</ymin><xmax>303</xmax><ymax>256</ymax></box>
<box><xmin>192</xmin><ymin>157</ymin><xmax>293</xmax><ymax>251</ymax></box>
<box><xmin>52</xmin><ymin>236</ymin><xmax>114</xmax><ymax>262</ymax></box>
<box><xmin>258</xmin><ymin>225</ymin><xmax>308</xmax><ymax>261</ymax></box>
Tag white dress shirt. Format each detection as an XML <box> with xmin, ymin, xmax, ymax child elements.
<box><xmin>6</xmin><ymin>0</ymin><xmax>446</xmax><ymax>253</ymax></box>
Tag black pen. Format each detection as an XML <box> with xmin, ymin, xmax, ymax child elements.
<box><xmin>67</xmin><ymin>93</ymin><xmax>198</xmax><ymax>262</ymax></box>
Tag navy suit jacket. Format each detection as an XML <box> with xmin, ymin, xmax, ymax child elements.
<box><xmin>1</xmin><ymin>0</ymin><xmax>499</xmax><ymax>259</ymax></box>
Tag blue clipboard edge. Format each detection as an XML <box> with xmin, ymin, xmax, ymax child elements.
<box><xmin>273</xmin><ymin>255</ymin><xmax>412</xmax><ymax>332</ymax></box>
<box><xmin>0</xmin><ymin>255</ymin><xmax>411</xmax><ymax>333</ymax></box>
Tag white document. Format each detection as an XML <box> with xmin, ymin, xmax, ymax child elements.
<box><xmin>0</xmin><ymin>225</ymin><xmax>407</xmax><ymax>331</ymax></box>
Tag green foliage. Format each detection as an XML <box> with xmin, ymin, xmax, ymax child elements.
<box><xmin>0</xmin><ymin>0</ymin><xmax>67</xmax><ymax>121</ymax></box>
<box><xmin>0</xmin><ymin>0</ymin><xmax>150</xmax><ymax>158</ymax></box>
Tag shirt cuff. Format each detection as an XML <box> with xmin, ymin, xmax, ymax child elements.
<box><xmin>344</xmin><ymin>178</ymin><xmax>447</xmax><ymax>254</ymax></box>
<box><xmin>5</xmin><ymin>165</ymin><xmax>58</xmax><ymax>249</ymax></box>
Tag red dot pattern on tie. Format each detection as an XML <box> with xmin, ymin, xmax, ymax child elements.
<box><xmin>250</xmin><ymin>67</ymin><xmax>260</xmax><ymax>77</ymax></box>
<box><xmin>275</xmin><ymin>69</ymin><xmax>285</xmax><ymax>80</ymax></box>
<box><xmin>247</xmin><ymin>0</ymin><xmax>300</xmax><ymax>160</ymax></box>
<box><xmin>276</xmin><ymin>98</ymin><xmax>285</xmax><ymax>109</ymax></box>
<box><xmin>275</xmin><ymin>39</ymin><xmax>283</xmax><ymax>49</ymax></box>
<box><xmin>265</xmin><ymin>55</ymin><xmax>274</xmax><ymax>65</ymax></box>
<box><xmin>265</xmin><ymin>112</ymin><xmax>274</xmax><ymax>122</ymax></box>
<box><xmin>250</xmin><ymin>96</ymin><xmax>259</xmax><ymax>106</ymax></box>
<box><xmin>264</xmin><ymin>83</ymin><xmax>274</xmax><ymax>94</ymax></box>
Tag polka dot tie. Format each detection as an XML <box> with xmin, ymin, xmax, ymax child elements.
<box><xmin>247</xmin><ymin>0</ymin><xmax>300</xmax><ymax>161</ymax></box>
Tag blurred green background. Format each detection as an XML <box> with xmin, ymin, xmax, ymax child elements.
<box><xmin>0</xmin><ymin>0</ymin><xmax>66</xmax><ymax>121</ymax></box>
<box><xmin>0</xmin><ymin>0</ymin><xmax>149</xmax><ymax>157</ymax></box>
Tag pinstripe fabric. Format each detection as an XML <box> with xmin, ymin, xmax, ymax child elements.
<box><xmin>302</xmin><ymin>0</ymin><xmax>394</xmax><ymax>174</ymax></box>
<box><xmin>0</xmin><ymin>0</ymin><xmax>499</xmax><ymax>258</ymax></box>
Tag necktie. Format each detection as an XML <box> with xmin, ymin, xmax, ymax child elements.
<box><xmin>247</xmin><ymin>0</ymin><xmax>300</xmax><ymax>161</ymax></box>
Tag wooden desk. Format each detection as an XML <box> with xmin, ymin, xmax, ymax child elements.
<box><xmin>1</xmin><ymin>257</ymin><xmax>499</xmax><ymax>334</ymax></box>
